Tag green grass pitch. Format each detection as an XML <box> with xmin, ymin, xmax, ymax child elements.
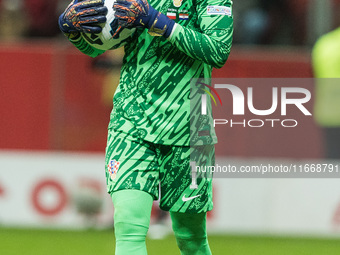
<box><xmin>2</xmin><ymin>228</ymin><xmax>340</xmax><ymax>255</ymax></box>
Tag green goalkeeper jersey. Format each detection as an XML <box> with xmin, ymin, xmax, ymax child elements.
<box><xmin>70</xmin><ymin>0</ymin><xmax>233</xmax><ymax>146</ymax></box>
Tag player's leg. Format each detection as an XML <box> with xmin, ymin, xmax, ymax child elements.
<box><xmin>170</xmin><ymin>212</ymin><xmax>211</xmax><ymax>255</ymax></box>
<box><xmin>105</xmin><ymin>129</ymin><xmax>160</xmax><ymax>255</ymax></box>
<box><xmin>159</xmin><ymin>144</ymin><xmax>214</xmax><ymax>255</ymax></box>
<box><xmin>112</xmin><ymin>189</ymin><xmax>153</xmax><ymax>255</ymax></box>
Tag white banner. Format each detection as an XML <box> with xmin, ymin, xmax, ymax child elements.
<box><xmin>0</xmin><ymin>151</ymin><xmax>113</xmax><ymax>228</ymax></box>
<box><xmin>1</xmin><ymin>151</ymin><xmax>340</xmax><ymax>236</ymax></box>
<box><xmin>209</xmin><ymin>158</ymin><xmax>340</xmax><ymax>236</ymax></box>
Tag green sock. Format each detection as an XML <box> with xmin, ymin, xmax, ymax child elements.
<box><xmin>170</xmin><ymin>212</ymin><xmax>212</xmax><ymax>255</ymax></box>
<box><xmin>111</xmin><ymin>190</ymin><xmax>153</xmax><ymax>255</ymax></box>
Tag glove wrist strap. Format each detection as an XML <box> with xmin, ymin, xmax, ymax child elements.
<box><xmin>146</xmin><ymin>6</ymin><xmax>175</xmax><ymax>38</ymax></box>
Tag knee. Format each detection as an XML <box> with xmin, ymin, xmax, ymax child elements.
<box><xmin>172</xmin><ymin>224</ymin><xmax>207</xmax><ymax>252</ymax></box>
<box><xmin>171</xmin><ymin>212</ymin><xmax>207</xmax><ymax>239</ymax></box>
<box><xmin>114</xmin><ymin>221</ymin><xmax>149</xmax><ymax>242</ymax></box>
<box><xmin>111</xmin><ymin>190</ymin><xmax>153</xmax><ymax>242</ymax></box>
<box><xmin>113</xmin><ymin>203</ymin><xmax>151</xmax><ymax>242</ymax></box>
<box><xmin>170</xmin><ymin>212</ymin><xmax>210</xmax><ymax>254</ymax></box>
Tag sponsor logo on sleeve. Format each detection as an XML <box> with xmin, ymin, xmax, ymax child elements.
<box><xmin>207</xmin><ymin>6</ymin><xmax>232</xmax><ymax>16</ymax></box>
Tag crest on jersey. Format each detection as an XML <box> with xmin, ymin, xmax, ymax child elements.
<box><xmin>108</xmin><ymin>160</ymin><xmax>120</xmax><ymax>180</ymax></box>
<box><xmin>173</xmin><ymin>0</ymin><xmax>183</xmax><ymax>7</ymax></box>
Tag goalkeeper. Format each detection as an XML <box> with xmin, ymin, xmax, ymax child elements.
<box><xmin>59</xmin><ymin>0</ymin><xmax>233</xmax><ymax>254</ymax></box>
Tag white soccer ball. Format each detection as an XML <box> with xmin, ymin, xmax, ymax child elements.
<box><xmin>81</xmin><ymin>0</ymin><xmax>135</xmax><ymax>51</ymax></box>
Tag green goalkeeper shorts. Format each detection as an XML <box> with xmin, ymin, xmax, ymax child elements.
<box><xmin>105</xmin><ymin>129</ymin><xmax>214</xmax><ymax>213</ymax></box>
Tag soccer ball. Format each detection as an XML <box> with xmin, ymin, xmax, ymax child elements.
<box><xmin>81</xmin><ymin>0</ymin><xmax>135</xmax><ymax>51</ymax></box>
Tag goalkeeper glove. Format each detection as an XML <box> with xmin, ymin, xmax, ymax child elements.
<box><xmin>58</xmin><ymin>0</ymin><xmax>108</xmax><ymax>38</ymax></box>
<box><xmin>113</xmin><ymin>0</ymin><xmax>175</xmax><ymax>38</ymax></box>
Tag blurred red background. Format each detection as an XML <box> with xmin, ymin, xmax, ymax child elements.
<box><xmin>0</xmin><ymin>42</ymin><xmax>319</xmax><ymax>158</ymax></box>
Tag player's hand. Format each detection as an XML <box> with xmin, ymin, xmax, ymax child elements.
<box><xmin>58</xmin><ymin>0</ymin><xmax>108</xmax><ymax>35</ymax></box>
<box><xmin>113</xmin><ymin>0</ymin><xmax>175</xmax><ymax>37</ymax></box>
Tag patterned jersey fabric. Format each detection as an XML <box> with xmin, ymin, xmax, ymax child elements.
<box><xmin>70</xmin><ymin>0</ymin><xmax>233</xmax><ymax>146</ymax></box>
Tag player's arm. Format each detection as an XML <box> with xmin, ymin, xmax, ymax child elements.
<box><xmin>169</xmin><ymin>0</ymin><xmax>233</xmax><ymax>68</ymax></box>
<box><xmin>58</xmin><ymin>0</ymin><xmax>107</xmax><ymax>57</ymax></box>
<box><xmin>113</xmin><ymin>0</ymin><xmax>233</xmax><ymax>68</ymax></box>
